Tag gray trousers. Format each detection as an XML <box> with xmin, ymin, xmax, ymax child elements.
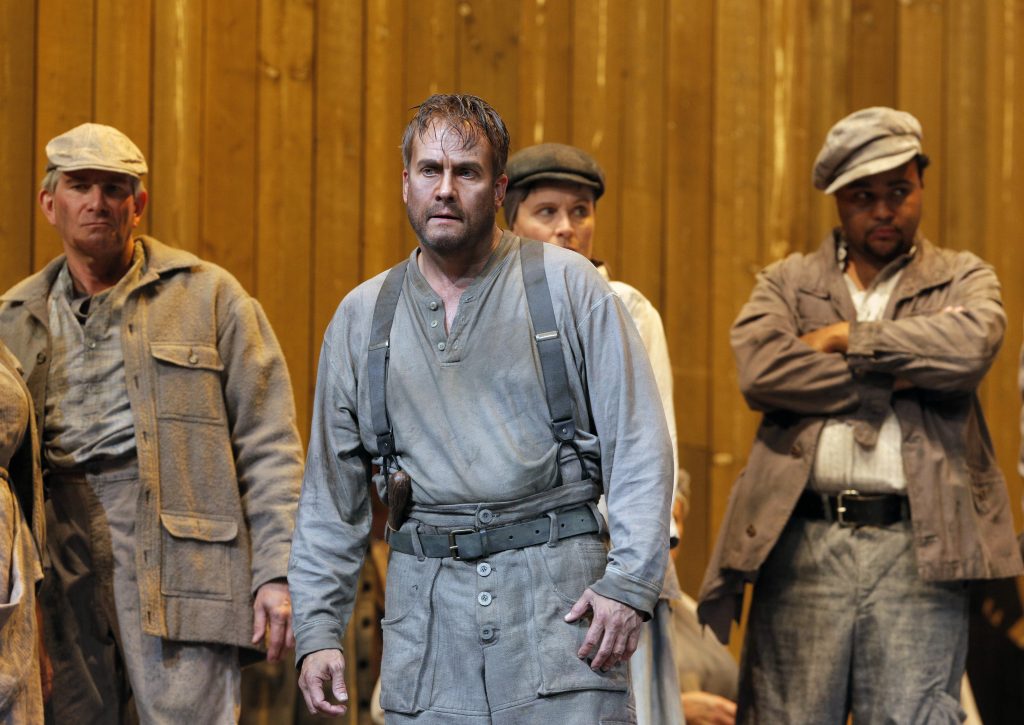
<box><xmin>381</xmin><ymin>495</ymin><xmax>636</xmax><ymax>724</ymax></box>
<box><xmin>43</xmin><ymin>462</ymin><xmax>240</xmax><ymax>724</ymax></box>
<box><xmin>738</xmin><ymin>516</ymin><xmax>968</xmax><ymax>725</ymax></box>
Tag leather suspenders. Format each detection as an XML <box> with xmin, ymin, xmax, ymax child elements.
<box><xmin>366</xmin><ymin>240</ymin><xmax>580</xmax><ymax>477</ymax></box>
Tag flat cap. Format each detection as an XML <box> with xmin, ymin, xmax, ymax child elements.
<box><xmin>46</xmin><ymin>122</ymin><xmax>148</xmax><ymax>178</ymax></box>
<box><xmin>813</xmin><ymin>107</ymin><xmax>922</xmax><ymax>194</ymax></box>
<box><xmin>506</xmin><ymin>143</ymin><xmax>605</xmax><ymax>198</ymax></box>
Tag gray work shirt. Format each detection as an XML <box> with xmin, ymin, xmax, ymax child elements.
<box><xmin>289</xmin><ymin>232</ymin><xmax>673</xmax><ymax>662</ymax></box>
<box><xmin>43</xmin><ymin>244</ymin><xmax>144</xmax><ymax>468</ymax></box>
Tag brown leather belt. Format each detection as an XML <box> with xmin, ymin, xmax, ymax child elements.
<box><xmin>794</xmin><ymin>490</ymin><xmax>910</xmax><ymax>528</ymax></box>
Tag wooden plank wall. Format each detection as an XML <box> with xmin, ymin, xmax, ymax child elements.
<box><xmin>3</xmin><ymin>0</ymin><xmax>1024</xmax><ymax>716</ymax></box>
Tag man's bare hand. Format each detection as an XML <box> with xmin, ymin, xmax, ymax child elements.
<box><xmin>799</xmin><ymin>321</ymin><xmax>850</xmax><ymax>354</ymax></box>
<box><xmin>682</xmin><ymin>691</ymin><xmax>737</xmax><ymax>725</ymax></box>
<box><xmin>298</xmin><ymin>648</ymin><xmax>349</xmax><ymax>717</ymax></box>
<box><xmin>251</xmin><ymin>580</ymin><xmax>294</xmax><ymax>662</ymax></box>
<box><xmin>565</xmin><ymin>588</ymin><xmax>643</xmax><ymax>671</ymax></box>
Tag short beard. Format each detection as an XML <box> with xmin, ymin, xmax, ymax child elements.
<box><xmin>407</xmin><ymin>206</ymin><xmax>496</xmax><ymax>258</ymax></box>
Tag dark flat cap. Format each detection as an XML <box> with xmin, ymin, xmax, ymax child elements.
<box><xmin>506</xmin><ymin>143</ymin><xmax>605</xmax><ymax>197</ymax></box>
<box><xmin>503</xmin><ymin>143</ymin><xmax>605</xmax><ymax>226</ymax></box>
<box><xmin>813</xmin><ymin>107</ymin><xmax>922</xmax><ymax>194</ymax></box>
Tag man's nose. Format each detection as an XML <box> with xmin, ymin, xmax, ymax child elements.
<box><xmin>872</xmin><ymin>197</ymin><xmax>895</xmax><ymax>220</ymax></box>
<box><xmin>84</xmin><ymin>185</ymin><xmax>108</xmax><ymax>211</ymax></box>
<box><xmin>435</xmin><ymin>170</ymin><xmax>456</xmax><ymax>200</ymax></box>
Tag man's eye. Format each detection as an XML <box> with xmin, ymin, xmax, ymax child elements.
<box><xmin>421</xmin><ymin>167</ymin><xmax>437</xmax><ymax>177</ymax></box>
<box><xmin>572</xmin><ymin>206</ymin><xmax>590</xmax><ymax>219</ymax></box>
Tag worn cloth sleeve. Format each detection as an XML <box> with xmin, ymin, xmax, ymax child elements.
<box><xmin>218</xmin><ymin>296</ymin><xmax>304</xmax><ymax>593</ymax></box>
<box><xmin>847</xmin><ymin>255</ymin><xmax>1005</xmax><ymax>392</ymax></box>
<box><xmin>289</xmin><ymin>322</ymin><xmax>373</xmax><ymax>663</ymax></box>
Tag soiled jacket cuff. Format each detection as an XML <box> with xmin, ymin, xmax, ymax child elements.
<box><xmin>846</xmin><ymin>319</ymin><xmax>880</xmax><ymax>357</ymax></box>
<box><xmin>590</xmin><ymin>567</ymin><xmax>662</xmax><ymax>620</ymax></box>
<box><xmin>251</xmin><ymin>543</ymin><xmax>293</xmax><ymax>594</ymax></box>
<box><xmin>293</xmin><ymin>621</ymin><xmax>346</xmax><ymax>669</ymax></box>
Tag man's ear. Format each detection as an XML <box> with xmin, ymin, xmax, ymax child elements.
<box><xmin>402</xmin><ymin>169</ymin><xmax>410</xmax><ymax>204</ymax></box>
<box><xmin>39</xmin><ymin>187</ymin><xmax>56</xmax><ymax>225</ymax></box>
<box><xmin>132</xmin><ymin>189</ymin><xmax>149</xmax><ymax>226</ymax></box>
<box><xmin>493</xmin><ymin>173</ymin><xmax>508</xmax><ymax>209</ymax></box>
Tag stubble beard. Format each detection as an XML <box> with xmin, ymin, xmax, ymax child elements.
<box><xmin>408</xmin><ymin>204</ymin><xmax>496</xmax><ymax>259</ymax></box>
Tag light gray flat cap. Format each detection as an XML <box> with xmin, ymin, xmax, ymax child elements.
<box><xmin>46</xmin><ymin>122</ymin><xmax>148</xmax><ymax>178</ymax></box>
<box><xmin>813</xmin><ymin>107</ymin><xmax>922</xmax><ymax>194</ymax></box>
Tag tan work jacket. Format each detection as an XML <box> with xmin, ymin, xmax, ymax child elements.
<box><xmin>698</xmin><ymin>233</ymin><xmax>1024</xmax><ymax>643</ymax></box>
<box><xmin>0</xmin><ymin>236</ymin><xmax>303</xmax><ymax>654</ymax></box>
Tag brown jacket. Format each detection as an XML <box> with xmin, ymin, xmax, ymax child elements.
<box><xmin>0</xmin><ymin>236</ymin><xmax>303</xmax><ymax>653</ymax></box>
<box><xmin>698</xmin><ymin>233</ymin><xmax>1024</xmax><ymax>643</ymax></box>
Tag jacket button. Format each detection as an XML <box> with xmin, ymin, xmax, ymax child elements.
<box><xmin>188</xmin><ymin>352</ymin><xmax>199</xmax><ymax>365</ymax></box>
<box><xmin>36</xmin><ymin>352</ymin><xmax>47</xmax><ymax>364</ymax></box>
<box><xmin>746</xmin><ymin>525</ymin><xmax>757</xmax><ymax>538</ymax></box>
<box><xmin>789</xmin><ymin>443</ymin><xmax>803</xmax><ymax>458</ymax></box>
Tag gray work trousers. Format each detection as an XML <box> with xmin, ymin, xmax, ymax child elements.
<box><xmin>42</xmin><ymin>462</ymin><xmax>240</xmax><ymax>724</ymax></box>
<box><xmin>738</xmin><ymin>516</ymin><xmax>968</xmax><ymax>725</ymax></box>
<box><xmin>381</xmin><ymin>491</ymin><xmax>636</xmax><ymax>724</ymax></box>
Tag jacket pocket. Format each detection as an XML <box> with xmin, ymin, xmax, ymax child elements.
<box><xmin>795</xmin><ymin>285</ymin><xmax>839</xmax><ymax>333</ymax></box>
<box><xmin>379</xmin><ymin>552</ymin><xmax>441</xmax><ymax>714</ymax></box>
<box><xmin>160</xmin><ymin>512</ymin><xmax>237</xmax><ymax>600</ymax></box>
<box><xmin>968</xmin><ymin>470</ymin><xmax>1001</xmax><ymax>516</ymax></box>
<box><xmin>150</xmin><ymin>342</ymin><xmax>226</xmax><ymax>422</ymax></box>
<box><xmin>525</xmin><ymin>536</ymin><xmax>628</xmax><ymax>695</ymax></box>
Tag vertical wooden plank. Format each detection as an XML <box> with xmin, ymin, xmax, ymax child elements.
<box><xmin>805</xmin><ymin>0</ymin><xmax>850</xmax><ymax>246</ymax></box>
<box><xmin>762</xmin><ymin>0</ymin><xmax>812</xmax><ymax>266</ymax></box>
<box><xmin>151</xmin><ymin>0</ymin><xmax>204</xmax><ymax>253</ymax></box>
<box><xmin>615</xmin><ymin>0</ymin><xmax>666</xmax><ymax>305</ymax></box>
<box><xmin>403</xmin><ymin>0</ymin><xmax>457</xmax><ymax>104</ymax></box>
<box><xmin>0</xmin><ymin>3</ymin><xmax>36</xmax><ymax>289</ymax></box>
<box><xmin>848</xmin><ymin>0</ymin><xmax>897</xmax><ymax>108</ymax></box>
<box><xmin>34</xmin><ymin>0</ymin><xmax>95</xmax><ymax>266</ymax></box>
<box><xmin>981</xmin><ymin>0</ymin><xmax>1023</xmax><ymax>532</ymax></box>
<box><xmin>94</xmin><ymin>0</ymin><xmax>154</xmax><ymax>164</ymax></box>
<box><xmin>709</xmin><ymin>0</ymin><xmax>765</xmax><ymax>588</ymax></box>
<box><xmin>256</xmin><ymin>0</ymin><xmax>314</xmax><ymax>434</ymax></box>
<box><xmin>200</xmin><ymin>0</ymin><xmax>258</xmax><ymax>288</ymax></box>
<box><xmin>942</xmin><ymin>0</ymin><xmax>986</xmax><ymax>259</ymax></box>
<box><xmin>455</xmin><ymin>0</ymin><xmax>520</xmax><ymax>146</ymax></box>
<box><xmin>363</xmin><ymin>0</ymin><xmax>408</xmax><ymax>277</ymax></box>
<box><xmin>571</xmin><ymin>0</ymin><xmax>627</xmax><ymax>273</ymax></box>
<box><xmin>1004</xmin><ymin>0</ymin><xmax>1024</xmax><ymax>532</ymax></box>
<box><xmin>896</xmin><ymin>0</ymin><xmax>945</xmax><ymax>246</ymax></box>
<box><xmin>516</xmin><ymin>0</ymin><xmax>573</xmax><ymax>148</ymax></box>
<box><xmin>665</xmin><ymin>0</ymin><xmax>714</xmax><ymax>596</ymax></box>
<box><xmin>402</xmin><ymin>0</ymin><xmax>456</xmax><ymax>253</ymax></box>
<box><xmin>313</xmin><ymin>0</ymin><xmax>366</xmax><ymax>356</ymax></box>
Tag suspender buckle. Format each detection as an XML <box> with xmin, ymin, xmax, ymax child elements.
<box><xmin>551</xmin><ymin>418</ymin><xmax>576</xmax><ymax>442</ymax></box>
<box><xmin>535</xmin><ymin>330</ymin><xmax>559</xmax><ymax>341</ymax></box>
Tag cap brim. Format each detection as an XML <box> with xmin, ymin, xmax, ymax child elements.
<box><xmin>47</xmin><ymin>161</ymin><xmax>145</xmax><ymax>178</ymax></box>
<box><xmin>824</xmin><ymin>148</ymin><xmax>918</xmax><ymax>195</ymax></box>
<box><xmin>512</xmin><ymin>170</ymin><xmax>603</xmax><ymax>196</ymax></box>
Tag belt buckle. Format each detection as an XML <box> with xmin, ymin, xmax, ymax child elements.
<box><xmin>835</xmin><ymin>489</ymin><xmax>860</xmax><ymax>528</ymax></box>
<box><xmin>447</xmin><ymin>528</ymin><xmax>476</xmax><ymax>560</ymax></box>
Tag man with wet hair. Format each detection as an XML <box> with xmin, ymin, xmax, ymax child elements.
<box><xmin>290</xmin><ymin>94</ymin><xmax>672</xmax><ymax>723</ymax></box>
<box><xmin>698</xmin><ymin>107</ymin><xmax>1024</xmax><ymax>723</ymax></box>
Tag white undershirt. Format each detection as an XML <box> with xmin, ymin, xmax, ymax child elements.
<box><xmin>811</xmin><ymin>270</ymin><xmax>908</xmax><ymax>494</ymax></box>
